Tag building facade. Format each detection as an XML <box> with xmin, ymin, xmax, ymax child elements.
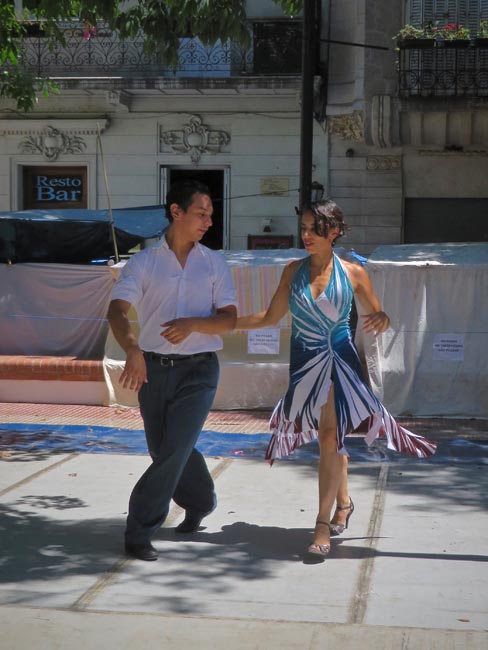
<box><xmin>325</xmin><ymin>0</ymin><xmax>488</xmax><ymax>252</ymax></box>
<box><xmin>0</xmin><ymin>1</ymin><xmax>328</xmax><ymax>251</ymax></box>
<box><xmin>1</xmin><ymin>0</ymin><xmax>487</xmax><ymax>253</ymax></box>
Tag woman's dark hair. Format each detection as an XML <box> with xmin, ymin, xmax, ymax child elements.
<box><xmin>165</xmin><ymin>180</ymin><xmax>211</xmax><ymax>221</ymax></box>
<box><xmin>302</xmin><ymin>199</ymin><xmax>348</xmax><ymax>242</ymax></box>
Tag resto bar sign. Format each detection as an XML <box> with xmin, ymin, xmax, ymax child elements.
<box><xmin>36</xmin><ymin>175</ymin><xmax>82</xmax><ymax>202</ymax></box>
<box><xmin>23</xmin><ymin>166</ymin><xmax>87</xmax><ymax>209</ymax></box>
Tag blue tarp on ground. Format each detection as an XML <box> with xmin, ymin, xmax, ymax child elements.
<box><xmin>0</xmin><ymin>208</ymin><xmax>168</xmax><ymax>263</ymax></box>
<box><xmin>0</xmin><ymin>423</ymin><xmax>486</xmax><ymax>464</ymax></box>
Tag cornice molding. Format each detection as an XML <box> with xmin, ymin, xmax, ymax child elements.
<box><xmin>418</xmin><ymin>149</ymin><xmax>488</xmax><ymax>157</ymax></box>
<box><xmin>0</xmin><ymin>119</ymin><xmax>109</xmax><ymax>137</ymax></box>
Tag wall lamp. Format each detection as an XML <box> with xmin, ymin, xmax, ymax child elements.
<box><xmin>262</xmin><ymin>218</ymin><xmax>272</xmax><ymax>233</ymax></box>
<box><xmin>310</xmin><ymin>181</ymin><xmax>325</xmax><ymax>202</ymax></box>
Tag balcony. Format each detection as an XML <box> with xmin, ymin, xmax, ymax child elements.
<box><xmin>398</xmin><ymin>42</ymin><xmax>488</xmax><ymax>98</ymax></box>
<box><xmin>18</xmin><ymin>20</ymin><xmax>302</xmax><ymax>80</ymax></box>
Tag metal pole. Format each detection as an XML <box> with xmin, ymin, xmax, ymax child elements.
<box><xmin>299</xmin><ymin>0</ymin><xmax>316</xmax><ymax>213</ymax></box>
<box><xmin>97</xmin><ymin>123</ymin><xmax>120</xmax><ymax>264</ymax></box>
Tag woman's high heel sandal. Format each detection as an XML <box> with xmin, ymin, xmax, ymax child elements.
<box><xmin>330</xmin><ymin>498</ymin><xmax>354</xmax><ymax>537</ymax></box>
<box><xmin>307</xmin><ymin>520</ymin><xmax>332</xmax><ymax>558</ymax></box>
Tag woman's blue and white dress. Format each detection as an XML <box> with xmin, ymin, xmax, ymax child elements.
<box><xmin>266</xmin><ymin>255</ymin><xmax>437</xmax><ymax>462</ymax></box>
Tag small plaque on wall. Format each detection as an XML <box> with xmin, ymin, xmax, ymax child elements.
<box><xmin>260</xmin><ymin>177</ymin><xmax>290</xmax><ymax>195</ymax></box>
<box><xmin>248</xmin><ymin>235</ymin><xmax>294</xmax><ymax>250</ymax></box>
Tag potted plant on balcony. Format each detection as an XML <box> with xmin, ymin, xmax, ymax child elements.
<box><xmin>475</xmin><ymin>20</ymin><xmax>488</xmax><ymax>47</ymax></box>
<box><xmin>433</xmin><ymin>23</ymin><xmax>471</xmax><ymax>48</ymax></box>
<box><xmin>393</xmin><ymin>24</ymin><xmax>435</xmax><ymax>49</ymax></box>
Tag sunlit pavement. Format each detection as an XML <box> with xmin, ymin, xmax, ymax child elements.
<box><xmin>0</xmin><ymin>402</ymin><xmax>487</xmax><ymax>649</ymax></box>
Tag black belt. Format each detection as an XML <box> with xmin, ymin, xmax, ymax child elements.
<box><xmin>143</xmin><ymin>351</ymin><xmax>212</xmax><ymax>367</ymax></box>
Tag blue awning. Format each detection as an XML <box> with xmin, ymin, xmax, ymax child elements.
<box><xmin>0</xmin><ymin>207</ymin><xmax>168</xmax><ymax>264</ymax></box>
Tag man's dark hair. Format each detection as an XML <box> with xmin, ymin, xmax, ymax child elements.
<box><xmin>165</xmin><ymin>180</ymin><xmax>211</xmax><ymax>221</ymax></box>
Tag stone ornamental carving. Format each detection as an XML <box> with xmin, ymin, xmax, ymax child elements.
<box><xmin>19</xmin><ymin>125</ymin><xmax>86</xmax><ymax>161</ymax></box>
<box><xmin>366</xmin><ymin>156</ymin><xmax>402</xmax><ymax>172</ymax></box>
<box><xmin>327</xmin><ymin>111</ymin><xmax>364</xmax><ymax>142</ymax></box>
<box><xmin>160</xmin><ymin>115</ymin><xmax>230</xmax><ymax>163</ymax></box>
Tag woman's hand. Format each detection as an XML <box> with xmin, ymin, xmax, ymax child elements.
<box><xmin>360</xmin><ymin>311</ymin><xmax>390</xmax><ymax>336</ymax></box>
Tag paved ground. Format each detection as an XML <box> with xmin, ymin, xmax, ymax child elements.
<box><xmin>0</xmin><ymin>402</ymin><xmax>487</xmax><ymax>649</ymax></box>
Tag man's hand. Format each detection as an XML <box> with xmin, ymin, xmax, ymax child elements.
<box><xmin>361</xmin><ymin>311</ymin><xmax>390</xmax><ymax>336</ymax></box>
<box><xmin>119</xmin><ymin>346</ymin><xmax>147</xmax><ymax>391</ymax></box>
<box><xmin>161</xmin><ymin>318</ymin><xmax>195</xmax><ymax>344</ymax></box>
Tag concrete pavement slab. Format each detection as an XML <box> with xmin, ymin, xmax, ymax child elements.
<box><xmin>0</xmin><ymin>454</ymin><xmax>147</xmax><ymax>607</ymax></box>
<box><xmin>0</xmin><ymin>453</ymin><xmax>74</xmax><ymax>492</ymax></box>
<box><xmin>0</xmin><ymin>455</ymin><xmax>225</xmax><ymax>609</ymax></box>
<box><xmin>86</xmin><ymin>459</ymin><xmax>383</xmax><ymax>624</ymax></box>
<box><xmin>365</xmin><ymin>464</ymin><xmax>488</xmax><ymax>631</ymax></box>
<box><xmin>1</xmin><ymin>605</ymin><xmax>487</xmax><ymax>650</ymax></box>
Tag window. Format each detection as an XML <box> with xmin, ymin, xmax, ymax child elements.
<box><xmin>400</xmin><ymin>1</ymin><xmax>488</xmax><ymax>96</ymax></box>
<box><xmin>408</xmin><ymin>0</ymin><xmax>488</xmax><ymax>31</ymax></box>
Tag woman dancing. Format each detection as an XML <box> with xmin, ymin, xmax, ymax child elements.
<box><xmin>236</xmin><ymin>200</ymin><xmax>436</xmax><ymax>559</ymax></box>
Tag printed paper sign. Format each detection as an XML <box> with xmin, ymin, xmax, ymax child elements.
<box><xmin>433</xmin><ymin>334</ymin><xmax>465</xmax><ymax>361</ymax></box>
<box><xmin>248</xmin><ymin>328</ymin><xmax>280</xmax><ymax>355</ymax></box>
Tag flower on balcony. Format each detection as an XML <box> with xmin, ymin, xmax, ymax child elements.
<box><xmin>477</xmin><ymin>20</ymin><xmax>488</xmax><ymax>38</ymax></box>
<box><xmin>393</xmin><ymin>24</ymin><xmax>434</xmax><ymax>42</ymax></box>
<box><xmin>433</xmin><ymin>24</ymin><xmax>471</xmax><ymax>40</ymax></box>
<box><xmin>83</xmin><ymin>22</ymin><xmax>97</xmax><ymax>41</ymax></box>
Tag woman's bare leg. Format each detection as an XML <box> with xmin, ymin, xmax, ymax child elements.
<box><xmin>331</xmin><ymin>456</ymin><xmax>351</xmax><ymax>528</ymax></box>
<box><xmin>312</xmin><ymin>384</ymin><xmax>346</xmax><ymax>548</ymax></box>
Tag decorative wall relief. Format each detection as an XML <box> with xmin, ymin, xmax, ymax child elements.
<box><xmin>160</xmin><ymin>115</ymin><xmax>230</xmax><ymax>163</ymax></box>
<box><xmin>327</xmin><ymin>111</ymin><xmax>364</xmax><ymax>142</ymax></box>
<box><xmin>366</xmin><ymin>156</ymin><xmax>402</xmax><ymax>171</ymax></box>
<box><xmin>19</xmin><ymin>126</ymin><xmax>86</xmax><ymax>161</ymax></box>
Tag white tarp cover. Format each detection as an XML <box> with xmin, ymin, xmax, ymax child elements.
<box><xmin>0</xmin><ymin>263</ymin><xmax>116</xmax><ymax>358</ymax></box>
<box><xmin>358</xmin><ymin>243</ymin><xmax>488</xmax><ymax>418</ymax></box>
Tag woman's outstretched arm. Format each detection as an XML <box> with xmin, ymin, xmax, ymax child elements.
<box><xmin>236</xmin><ymin>260</ymin><xmax>298</xmax><ymax>330</ymax></box>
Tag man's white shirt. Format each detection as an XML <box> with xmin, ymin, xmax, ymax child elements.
<box><xmin>111</xmin><ymin>236</ymin><xmax>236</xmax><ymax>354</ymax></box>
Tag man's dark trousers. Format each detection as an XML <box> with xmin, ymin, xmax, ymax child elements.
<box><xmin>125</xmin><ymin>352</ymin><xmax>219</xmax><ymax>545</ymax></box>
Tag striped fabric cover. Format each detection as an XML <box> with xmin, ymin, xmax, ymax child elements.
<box><xmin>231</xmin><ymin>265</ymin><xmax>290</xmax><ymax>327</ymax></box>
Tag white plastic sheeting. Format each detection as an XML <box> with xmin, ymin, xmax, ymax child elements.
<box><xmin>357</xmin><ymin>243</ymin><xmax>488</xmax><ymax>418</ymax></box>
<box><xmin>0</xmin><ymin>263</ymin><xmax>116</xmax><ymax>359</ymax></box>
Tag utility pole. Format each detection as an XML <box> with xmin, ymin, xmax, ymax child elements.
<box><xmin>299</xmin><ymin>0</ymin><xmax>316</xmax><ymax>211</ymax></box>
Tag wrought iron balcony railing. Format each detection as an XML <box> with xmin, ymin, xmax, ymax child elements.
<box><xmin>398</xmin><ymin>42</ymin><xmax>488</xmax><ymax>98</ymax></box>
<box><xmin>18</xmin><ymin>20</ymin><xmax>302</xmax><ymax>79</ymax></box>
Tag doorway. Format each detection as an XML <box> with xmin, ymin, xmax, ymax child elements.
<box><xmin>160</xmin><ymin>167</ymin><xmax>228</xmax><ymax>249</ymax></box>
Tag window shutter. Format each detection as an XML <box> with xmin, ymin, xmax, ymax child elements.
<box><xmin>480</xmin><ymin>0</ymin><xmax>488</xmax><ymax>21</ymax></box>
<box><xmin>423</xmin><ymin>0</ymin><xmax>435</xmax><ymax>24</ymax></box>
<box><xmin>463</xmin><ymin>0</ymin><xmax>477</xmax><ymax>32</ymax></box>
<box><xmin>409</xmin><ymin>0</ymin><xmax>425</xmax><ymax>26</ymax></box>
<box><xmin>409</xmin><ymin>1</ymin><xmax>486</xmax><ymax>27</ymax></box>
<box><xmin>432</xmin><ymin>1</ymin><xmax>452</xmax><ymax>22</ymax></box>
<box><xmin>456</xmin><ymin>0</ymin><xmax>469</xmax><ymax>23</ymax></box>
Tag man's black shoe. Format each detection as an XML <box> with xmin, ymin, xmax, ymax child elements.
<box><xmin>125</xmin><ymin>542</ymin><xmax>158</xmax><ymax>561</ymax></box>
<box><xmin>175</xmin><ymin>514</ymin><xmax>204</xmax><ymax>534</ymax></box>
